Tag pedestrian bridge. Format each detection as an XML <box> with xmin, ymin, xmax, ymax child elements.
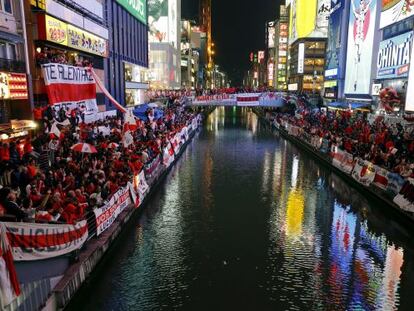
<box><xmin>186</xmin><ymin>93</ymin><xmax>287</xmax><ymax>108</ymax></box>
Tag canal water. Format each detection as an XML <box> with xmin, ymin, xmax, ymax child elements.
<box><xmin>69</xmin><ymin>107</ymin><xmax>414</xmax><ymax>311</ymax></box>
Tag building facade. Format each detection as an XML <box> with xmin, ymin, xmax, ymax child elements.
<box><xmin>0</xmin><ymin>0</ymin><xmax>29</xmax><ymax>123</ymax></box>
<box><xmin>27</xmin><ymin>0</ymin><xmax>109</xmax><ymax>111</ymax></box>
<box><xmin>106</xmin><ymin>0</ymin><xmax>149</xmax><ymax>109</ymax></box>
<box><xmin>148</xmin><ymin>0</ymin><xmax>181</xmax><ymax>90</ymax></box>
<box><xmin>286</xmin><ymin>0</ymin><xmax>330</xmax><ymax>94</ymax></box>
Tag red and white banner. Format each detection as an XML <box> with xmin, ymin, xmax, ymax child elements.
<box><xmin>90</xmin><ymin>68</ymin><xmax>127</xmax><ymax>113</ymax></box>
<box><xmin>94</xmin><ymin>187</ymin><xmax>131</xmax><ymax>236</ymax></box>
<box><xmin>393</xmin><ymin>179</ymin><xmax>414</xmax><ymax>213</ymax></box>
<box><xmin>372</xmin><ymin>166</ymin><xmax>389</xmax><ymax>190</ymax></box>
<box><xmin>144</xmin><ymin>155</ymin><xmax>161</xmax><ymax>177</ymax></box>
<box><xmin>163</xmin><ymin>143</ymin><xmax>175</xmax><ymax>168</ymax></box>
<box><xmin>0</xmin><ymin>223</ymin><xmax>20</xmax><ymax>307</ymax></box>
<box><xmin>351</xmin><ymin>159</ymin><xmax>376</xmax><ymax>186</ymax></box>
<box><xmin>180</xmin><ymin>126</ymin><xmax>189</xmax><ymax>143</ymax></box>
<box><xmin>236</xmin><ymin>93</ymin><xmax>260</xmax><ymax>106</ymax></box>
<box><xmin>135</xmin><ymin>171</ymin><xmax>149</xmax><ymax>204</ymax></box>
<box><xmin>4</xmin><ymin>221</ymin><xmax>88</xmax><ymax>261</ymax></box>
<box><xmin>41</xmin><ymin>63</ymin><xmax>98</xmax><ymax>113</ymax></box>
<box><xmin>331</xmin><ymin>147</ymin><xmax>355</xmax><ymax>174</ymax></box>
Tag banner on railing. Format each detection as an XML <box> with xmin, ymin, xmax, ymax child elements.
<box><xmin>310</xmin><ymin>135</ymin><xmax>323</xmax><ymax>149</ymax></box>
<box><xmin>172</xmin><ymin>133</ymin><xmax>181</xmax><ymax>155</ymax></box>
<box><xmin>351</xmin><ymin>159</ymin><xmax>376</xmax><ymax>186</ymax></box>
<box><xmin>320</xmin><ymin>139</ymin><xmax>330</xmax><ymax>154</ymax></box>
<box><xmin>331</xmin><ymin>148</ymin><xmax>355</xmax><ymax>174</ymax></box>
<box><xmin>94</xmin><ymin>187</ymin><xmax>131</xmax><ymax>236</ymax></box>
<box><xmin>387</xmin><ymin>172</ymin><xmax>406</xmax><ymax>196</ymax></box>
<box><xmin>372</xmin><ymin>166</ymin><xmax>389</xmax><ymax>190</ymax></box>
<box><xmin>144</xmin><ymin>155</ymin><xmax>161</xmax><ymax>178</ymax></box>
<box><xmin>4</xmin><ymin>220</ymin><xmax>88</xmax><ymax>261</ymax></box>
<box><xmin>163</xmin><ymin>143</ymin><xmax>175</xmax><ymax>168</ymax></box>
<box><xmin>236</xmin><ymin>93</ymin><xmax>260</xmax><ymax>106</ymax></box>
<box><xmin>135</xmin><ymin>170</ymin><xmax>149</xmax><ymax>204</ymax></box>
<box><xmin>41</xmin><ymin>63</ymin><xmax>98</xmax><ymax>113</ymax></box>
<box><xmin>180</xmin><ymin>126</ymin><xmax>189</xmax><ymax>143</ymax></box>
<box><xmin>393</xmin><ymin>179</ymin><xmax>414</xmax><ymax>213</ymax></box>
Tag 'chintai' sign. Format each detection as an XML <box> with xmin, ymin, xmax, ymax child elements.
<box><xmin>377</xmin><ymin>31</ymin><xmax>413</xmax><ymax>79</ymax></box>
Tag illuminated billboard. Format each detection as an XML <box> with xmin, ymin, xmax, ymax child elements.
<box><xmin>325</xmin><ymin>0</ymin><xmax>343</xmax><ymax>79</ymax></box>
<box><xmin>289</xmin><ymin>0</ymin><xmax>330</xmax><ymax>44</ymax></box>
<box><xmin>405</xmin><ymin>39</ymin><xmax>414</xmax><ymax>111</ymax></box>
<box><xmin>268</xmin><ymin>21</ymin><xmax>276</xmax><ymax>48</ymax></box>
<box><xmin>376</xmin><ymin>31</ymin><xmax>413</xmax><ymax>80</ymax></box>
<box><xmin>344</xmin><ymin>0</ymin><xmax>378</xmax><ymax>95</ymax></box>
<box><xmin>380</xmin><ymin>0</ymin><xmax>414</xmax><ymax>29</ymax></box>
<box><xmin>148</xmin><ymin>0</ymin><xmax>179</xmax><ymax>48</ymax></box>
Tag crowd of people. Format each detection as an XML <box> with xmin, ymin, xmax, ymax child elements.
<box><xmin>0</xmin><ymin>101</ymin><xmax>197</xmax><ymax>225</ymax></box>
<box><xmin>273</xmin><ymin>108</ymin><xmax>414</xmax><ymax>177</ymax></box>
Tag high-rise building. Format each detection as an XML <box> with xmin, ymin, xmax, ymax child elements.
<box><xmin>274</xmin><ymin>5</ymin><xmax>289</xmax><ymax>91</ymax></box>
<box><xmin>286</xmin><ymin>0</ymin><xmax>331</xmax><ymax>95</ymax></box>
<box><xmin>181</xmin><ymin>20</ymin><xmax>200</xmax><ymax>90</ymax></box>
<box><xmin>148</xmin><ymin>0</ymin><xmax>181</xmax><ymax>90</ymax></box>
<box><xmin>199</xmin><ymin>0</ymin><xmax>213</xmax><ymax>88</ymax></box>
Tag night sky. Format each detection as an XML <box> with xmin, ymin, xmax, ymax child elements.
<box><xmin>182</xmin><ymin>0</ymin><xmax>281</xmax><ymax>85</ymax></box>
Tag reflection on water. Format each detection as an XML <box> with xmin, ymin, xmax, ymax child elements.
<box><xmin>70</xmin><ymin>108</ymin><xmax>414</xmax><ymax>311</ymax></box>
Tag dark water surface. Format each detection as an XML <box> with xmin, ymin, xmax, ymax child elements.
<box><xmin>69</xmin><ymin>108</ymin><xmax>414</xmax><ymax>311</ymax></box>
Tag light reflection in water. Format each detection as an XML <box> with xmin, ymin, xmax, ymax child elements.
<box><xmin>72</xmin><ymin>108</ymin><xmax>414</xmax><ymax>311</ymax></box>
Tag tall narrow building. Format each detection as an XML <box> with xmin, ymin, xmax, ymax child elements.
<box><xmin>199</xmin><ymin>0</ymin><xmax>212</xmax><ymax>88</ymax></box>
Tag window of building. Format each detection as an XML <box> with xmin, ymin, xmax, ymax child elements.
<box><xmin>0</xmin><ymin>41</ymin><xmax>16</xmax><ymax>60</ymax></box>
<box><xmin>1</xmin><ymin>0</ymin><xmax>12</xmax><ymax>14</ymax></box>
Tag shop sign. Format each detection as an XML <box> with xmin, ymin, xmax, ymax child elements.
<box><xmin>115</xmin><ymin>0</ymin><xmax>147</xmax><ymax>25</ymax></box>
<box><xmin>298</xmin><ymin>43</ymin><xmax>305</xmax><ymax>74</ymax></box>
<box><xmin>11</xmin><ymin>120</ymin><xmax>36</xmax><ymax>130</ymax></box>
<box><xmin>324</xmin><ymin>80</ymin><xmax>337</xmax><ymax>88</ymax></box>
<box><xmin>67</xmin><ymin>25</ymin><xmax>108</xmax><ymax>57</ymax></box>
<box><xmin>39</xmin><ymin>14</ymin><xmax>108</xmax><ymax>57</ymax></box>
<box><xmin>377</xmin><ymin>31</ymin><xmax>413</xmax><ymax>79</ymax></box>
<box><xmin>380</xmin><ymin>0</ymin><xmax>414</xmax><ymax>29</ymax></box>
<box><xmin>30</xmin><ymin>0</ymin><xmax>46</xmax><ymax>10</ymax></box>
<box><xmin>45</xmin><ymin>14</ymin><xmax>68</xmax><ymax>46</ymax></box>
<box><xmin>288</xmin><ymin>83</ymin><xmax>298</xmax><ymax>91</ymax></box>
<box><xmin>0</xmin><ymin>72</ymin><xmax>28</xmax><ymax>100</ymax></box>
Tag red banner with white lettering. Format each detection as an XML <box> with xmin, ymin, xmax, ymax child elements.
<box><xmin>41</xmin><ymin>63</ymin><xmax>98</xmax><ymax>113</ymax></box>
<box><xmin>4</xmin><ymin>220</ymin><xmax>88</xmax><ymax>261</ymax></box>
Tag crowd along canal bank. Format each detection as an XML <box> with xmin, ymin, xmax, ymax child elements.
<box><xmin>1</xmin><ymin>112</ymin><xmax>204</xmax><ymax>311</ymax></box>
<box><xmin>253</xmin><ymin>108</ymin><xmax>414</xmax><ymax>228</ymax></box>
<box><xmin>46</xmin><ymin>114</ymin><xmax>203</xmax><ymax>310</ymax></box>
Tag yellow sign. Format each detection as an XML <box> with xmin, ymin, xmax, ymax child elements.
<box><xmin>31</xmin><ymin>0</ymin><xmax>46</xmax><ymax>10</ymax></box>
<box><xmin>45</xmin><ymin>15</ymin><xmax>68</xmax><ymax>46</ymax></box>
<box><xmin>41</xmin><ymin>15</ymin><xmax>108</xmax><ymax>57</ymax></box>
<box><xmin>324</xmin><ymin>80</ymin><xmax>337</xmax><ymax>88</ymax></box>
<box><xmin>289</xmin><ymin>0</ymin><xmax>317</xmax><ymax>43</ymax></box>
<box><xmin>67</xmin><ymin>25</ymin><xmax>108</xmax><ymax>57</ymax></box>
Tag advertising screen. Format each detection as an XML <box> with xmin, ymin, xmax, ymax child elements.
<box><xmin>377</xmin><ymin>31</ymin><xmax>413</xmax><ymax>79</ymax></box>
<box><xmin>149</xmin><ymin>0</ymin><xmax>168</xmax><ymax>43</ymax></box>
<box><xmin>325</xmin><ymin>0</ymin><xmax>343</xmax><ymax>79</ymax></box>
<box><xmin>268</xmin><ymin>22</ymin><xmax>276</xmax><ymax>48</ymax></box>
<box><xmin>314</xmin><ymin>0</ymin><xmax>331</xmax><ymax>37</ymax></box>
<box><xmin>405</xmin><ymin>38</ymin><xmax>414</xmax><ymax>111</ymax></box>
<box><xmin>289</xmin><ymin>0</ymin><xmax>318</xmax><ymax>44</ymax></box>
<box><xmin>168</xmin><ymin>0</ymin><xmax>178</xmax><ymax>49</ymax></box>
<box><xmin>344</xmin><ymin>0</ymin><xmax>378</xmax><ymax>95</ymax></box>
<box><xmin>380</xmin><ymin>0</ymin><xmax>414</xmax><ymax>29</ymax></box>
